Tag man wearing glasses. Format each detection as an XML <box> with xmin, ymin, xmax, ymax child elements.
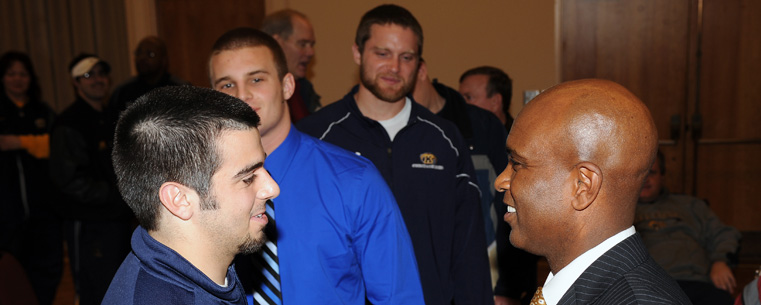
<box><xmin>50</xmin><ymin>54</ymin><xmax>133</xmax><ymax>305</ymax></box>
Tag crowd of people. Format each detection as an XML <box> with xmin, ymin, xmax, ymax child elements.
<box><xmin>1</xmin><ymin>4</ymin><xmax>756</xmax><ymax>305</ymax></box>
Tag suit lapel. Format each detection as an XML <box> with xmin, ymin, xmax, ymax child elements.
<box><xmin>556</xmin><ymin>234</ymin><xmax>649</xmax><ymax>304</ymax></box>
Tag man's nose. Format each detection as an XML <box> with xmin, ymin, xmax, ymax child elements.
<box><xmin>494</xmin><ymin>165</ymin><xmax>513</xmax><ymax>193</ymax></box>
<box><xmin>305</xmin><ymin>44</ymin><xmax>315</xmax><ymax>58</ymax></box>
<box><xmin>237</xmin><ymin>87</ymin><xmax>252</xmax><ymax>102</ymax></box>
<box><xmin>259</xmin><ymin>173</ymin><xmax>280</xmax><ymax>201</ymax></box>
<box><xmin>388</xmin><ymin>58</ymin><xmax>400</xmax><ymax>73</ymax></box>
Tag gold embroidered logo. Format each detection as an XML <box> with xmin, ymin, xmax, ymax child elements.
<box><xmin>420</xmin><ymin>153</ymin><xmax>437</xmax><ymax>165</ymax></box>
<box><xmin>412</xmin><ymin>152</ymin><xmax>444</xmax><ymax>170</ymax></box>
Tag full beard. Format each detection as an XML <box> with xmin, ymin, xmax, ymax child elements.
<box><xmin>359</xmin><ymin>64</ymin><xmax>416</xmax><ymax>103</ymax></box>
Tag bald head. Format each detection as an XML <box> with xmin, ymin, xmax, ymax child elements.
<box><xmin>135</xmin><ymin>36</ymin><xmax>169</xmax><ymax>77</ymax></box>
<box><xmin>521</xmin><ymin>79</ymin><xmax>657</xmax><ymax>201</ymax></box>
<box><xmin>495</xmin><ymin>79</ymin><xmax>657</xmax><ymax>271</ymax></box>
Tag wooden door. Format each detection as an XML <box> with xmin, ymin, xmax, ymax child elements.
<box><xmin>560</xmin><ymin>0</ymin><xmax>694</xmax><ymax>195</ymax></box>
<box><xmin>696</xmin><ymin>0</ymin><xmax>761</xmax><ymax>231</ymax></box>
<box><xmin>155</xmin><ymin>0</ymin><xmax>265</xmax><ymax>87</ymax></box>
<box><xmin>560</xmin><ymin>0</ymin><xmax>760</xmax><ymax>232</ymax></box>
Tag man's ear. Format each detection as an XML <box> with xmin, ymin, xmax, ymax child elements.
<box><xmin>490</xmin><ymin>93</ymin><xmax>503</xmax><ymax>108</ymax></box>
<box><xmin>158</xmin><ymin>182</ymin><xmax>197</xmax><ymax>221</ymax></box>
<box><xmin>571</xmin><ymin>162</ymin><xmax>602</xmax><ymax>211</ymax></box>
<box><xmin>417</xmin><ymin>61</ymin><xmax>427</xmax><ymax>81</ymax></box>
<box><xmin>352</xmin><ymin>44</ymin><xmax>361</xmax><ymax>66</ymax></box>
<box><xmin>282</xmin><ymin>72</ymin><xmax>295</xmax><ymax>101</ymax></box>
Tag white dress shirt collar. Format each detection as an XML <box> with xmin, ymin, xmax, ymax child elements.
<box><xmin>541</xmin><ymin>226</ymin><xmax>636</xmax><ymax>305</ymax></box>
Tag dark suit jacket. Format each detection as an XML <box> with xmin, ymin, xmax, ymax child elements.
<box><xmin>558</xmin><ymin>234</ymin><xmax>691</xmax><ymax>305</ymax></box>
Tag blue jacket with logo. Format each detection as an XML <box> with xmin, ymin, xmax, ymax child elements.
<box><xmin>297</xmin><ymin>86</ymin><xmax>493</xmax><ymax>305</ymax></box>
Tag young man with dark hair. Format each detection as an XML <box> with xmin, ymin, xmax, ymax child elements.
<box><xmin>209</xmin><ymin>27</ymin><xmax>423</xmax><ymax>304</ymax></box>
<box><xmin>298</xmin><ymin>5</ymin><xmax>492</xmax><ymax>305</ymax></box>
<box><xmin>103</xmin><ymin>85</ymin><xmax>279</xmax><ymax>304</ymax></box>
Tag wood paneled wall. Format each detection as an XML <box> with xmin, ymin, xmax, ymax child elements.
<box><xmin>0</xmin><ymin>0</ymin><xmax>131</xmax><ymax>113</ymax></box>
<box><xmin>560</xmin><ymin>0</ymin><xmax>761</xmax><ymax>231</ymax></box>
<box><xmin>155</xmin><ymin>0</ymin><xmax>265</xmax><ymax>88</ymax></box>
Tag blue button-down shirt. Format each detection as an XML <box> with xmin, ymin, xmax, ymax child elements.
<box><xmin>263</xmin><ymin>126</ymin><xmax>424</xmax><ymax>304</ymax></box>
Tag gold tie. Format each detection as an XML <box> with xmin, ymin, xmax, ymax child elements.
<box><xmin>530</xmin><ymin>287</ymin><xmax>546</xmax><ymax>305</ymax></box>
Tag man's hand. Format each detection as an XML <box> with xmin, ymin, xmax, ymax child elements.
<box><xmin>710</xmin><ymin>261</ymin><xmax>736</xmax><ymax>294</ymax></box>
<box><xmin>494</xmin><ymin>295</ymin><xmax>521</xmax><ymax>305</ymax></box>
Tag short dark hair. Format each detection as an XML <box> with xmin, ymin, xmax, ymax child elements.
<box><xmin>112</xmin><ymin>86</ymin><xmax>261</xmax><ymax>231</ymax></box>
<box><xmin>261</xmin><ymin>9</ymin><xmax>309</xmax><ymax>40</ymax></box>
<box><xmin>210</xmin><ymin>27</ymin><xmax>289</xmax><ymax>82</ymax></box>
<box><xmin>355</xmin><ymin>4</ymin><xmax>423</xmax><ymax>55</ymax></box>
<box><xmin>0</xmin><ymin>51</ymin><xmax>42</xmax><ymax>103</ymax></box>
<box><xmin>460</xmin><ymin>66</ymin><xmax>513</xmax><ymax>118</ymax></box>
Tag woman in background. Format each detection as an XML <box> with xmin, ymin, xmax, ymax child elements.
<box><xmin>0</xmin><ymin>51</ymin><xmax>62</xmax><ymax>305</ymax></box>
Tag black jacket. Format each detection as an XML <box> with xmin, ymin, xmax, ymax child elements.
<box><xmin>298</xmin><ymin>86</ymin><xmax>493</xmax><ymax>305</ymax></box>
<box><xmin>49</xmin><ymin>98</ymin><xmax>130</xmax><ymax>221</ymax></box>
<box><xmin>432</xmin><ymin>81</ymin><xmax>538</xmax><ymax>301</ymax></box>
<box><xmin>558</xmin><ymin>234</ymin><xmax>691</xmax><ymax>304</ymax></box>
<box><xmin>0</xmin><ymin>95</ymin><xmax>56</xmax><ymax>248</ymax></box>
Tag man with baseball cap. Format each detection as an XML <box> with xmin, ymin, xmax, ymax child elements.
<box><xmin>50</xmin><ymin>53</ymin><xmax>133</xmax><ymax>305</ymax></box>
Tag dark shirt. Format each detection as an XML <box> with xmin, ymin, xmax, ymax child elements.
<box><xmin>103</xmin><ymin>227</ymin><xmax>247</xmax><ymax>305</ymax></box>
<box><xmin>109</xmin><ymin>73</ymin><xmax>188</xmax><ymax>114</ymax></box>
<box><xmin>431</xmin><ymin>81</ymin><xmax>537</xmax><ymax>301</ymax></box>
<box><xmin>0</xmin><ymin>95</ymin><xmax>56</xmax><ymax>247</ymax></box>
<box><xmin>49</xmin><ymin>98</ymin><xmax>130</xmax><ymax>221</ymax></box>
<box><xmin>298</xmin><ymin>86</ymin><xmax>493</xmax><ymax>305</ymax></box>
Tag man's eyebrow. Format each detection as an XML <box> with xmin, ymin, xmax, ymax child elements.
<box><xmin>212</xmin><ymin>76</ymin><xmax>231</xmax><ymax>87</ymax></box>
<box><xmin>506</xmin><ymin>147</ymin><xmax>525</xmax><ymax>160</ymax></box>
<box><xmin>212</xmin><ymin>70</ymin><xmax>269</xmax><ymax>87</ymax></box>
<box><xmin>246</xmin><ymin>70</ymin><xmax>268</xmax><ymax>76</ymax></box>
<box><xmin>234</xmin><ymin>161</ymin><xmax>264</xmax><ymax>179</ymax></box>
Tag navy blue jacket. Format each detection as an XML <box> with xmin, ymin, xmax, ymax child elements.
<box><xmin>432</xmin><ymin>81</ymin><xmax>538</xmax><ymax>301</ymax></box>
<box><xmin>103</xmin><ymin>227</ymin><xmax>247</xmax><ymax>304</ymax></box>
<box><xmin>298</xmin><ymin>87</ymin><xmax>493</xmax><ymax>305</ymax></box>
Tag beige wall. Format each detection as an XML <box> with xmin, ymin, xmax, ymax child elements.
<box><xmin>271</xmin><ymin>0</ymin><xmax>559</xmax><ymax>117</ymax></box>
<box><xmin>4</xmin><ymin>1</ymin><xmax>556</xmax><ymax>114</ymax></box>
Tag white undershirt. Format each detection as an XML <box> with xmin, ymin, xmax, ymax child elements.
<box><xmin>541</xmin><ymin>226</ymin><xmax>636</xmax><ymax>305</ymax></box>
<box><xmin>377</xmin><ymin>97</ymin><xmax>411</xmax><ymax>141</ymax></box>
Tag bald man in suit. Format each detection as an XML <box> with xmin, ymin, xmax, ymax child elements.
<box><xmin>494</xmin><ymin>79</ymin><xmax>691</xmax><ymax>305</ymax></box>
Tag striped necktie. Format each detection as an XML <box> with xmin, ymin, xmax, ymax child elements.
<box><xmin>530</xmin><ymin>287</ymin><xmax>546</xmax><ymax>305</ymax></box>
<box><xmin>252</xmin><ymin>199</ymin><xmax>282</xmax><ymax>305</ymax></box>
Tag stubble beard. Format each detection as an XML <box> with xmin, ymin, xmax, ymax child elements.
<box><xmin>202</xmin><ymin>194</ymin><xmax>266</xmax><ymax>255</ymax></box>
<box><xmin>359</xmin><ymin>63</ymin><xmax>415</xmax><ymax>103</ymax></box>
<box><xmin>238</xmin><ymin>232</ymin><xmax>266</xmax><ymax>255</ymax></box>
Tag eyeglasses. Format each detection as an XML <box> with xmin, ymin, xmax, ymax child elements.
<box><xmin>134</xmin><ymin>50</ymin><xmax>156</xmax><ymax>58</ymax></box>
<box><xmin>80</xmin><ymin>70</ymin><xmax>108</xmax><ymax>79</ymax></box>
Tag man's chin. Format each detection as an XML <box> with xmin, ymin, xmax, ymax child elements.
<box><xmin>508</xmin><ymin>230</ymin><xmax>531</xmax><ymax>252</ymax></box>
<box><xmin>238</xmin><ymin>233</ymin><xmax>266</xmax><ymax>255</ymax></box>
